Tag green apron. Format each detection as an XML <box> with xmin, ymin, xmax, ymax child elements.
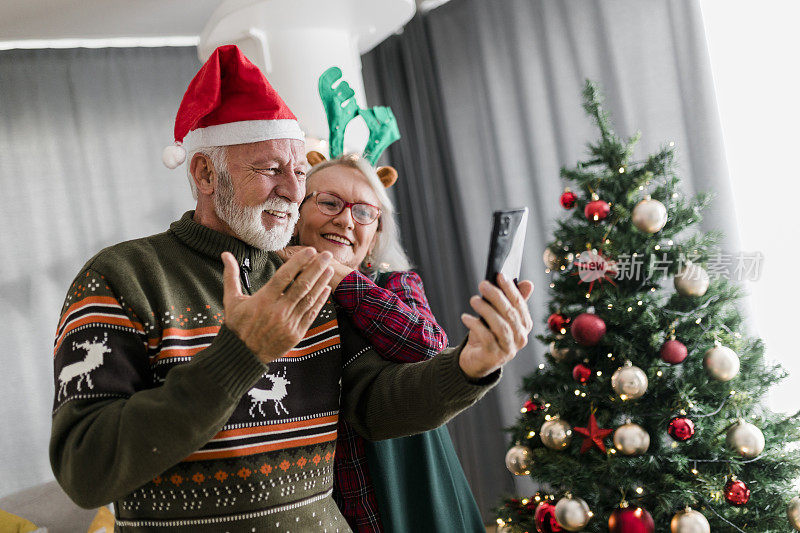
<box><xmin>364</xmin><ymin>272</ymin><xmax>485</xmax><ymax>533</ymax></box>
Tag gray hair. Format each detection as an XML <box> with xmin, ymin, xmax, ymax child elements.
<box><xmin>306</xmin><ymin>154</ymin><xmax>413</xmax><ymax>274</ymax></box>
<box><xmin>185</xmin><ymin>146</ymin><xmax>228</xmax><ymax>200</ymax></box>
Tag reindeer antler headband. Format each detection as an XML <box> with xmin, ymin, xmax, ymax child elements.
<box><xmin>308</xmin><ymin>66</ymin><xmax>400</xmax><ymax>188</ymax></box>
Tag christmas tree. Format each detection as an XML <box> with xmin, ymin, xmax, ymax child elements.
<box><xmin>495</xmin><ymin>81</ymin><xmax>800</xmax><ymax>532</ymax></box>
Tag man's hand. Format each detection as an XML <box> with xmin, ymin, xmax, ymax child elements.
<box><xmin>221</xmin><ymin>249</ymin><xmax>334</xmax><ymax>364</ymax></box>
<box><xmin>459</xmin><ymin>274</ymin><xmax>534</xmax><ymax>379</ymax></box>
<box><xmin>277</xmin><ymin>246</ymin><xmax>355</xmax><ymax>290</ymax></box>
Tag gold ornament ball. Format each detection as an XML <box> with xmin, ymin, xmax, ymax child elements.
<box><xmin>543</xmin><ymin>247</ymin><xmax>562</xmax><ymax>270</ymax></box>
<box><xmin>670</xmin><ymin>508</ymin><xmax>710</xmax><ymax>533</ymax></box>
<box><xmin>632</xmin><ymin>197</ymin><xmax>668</xmax><ymax>233</ymax></box>
<box><xmin>703</xmin><ymin>345</ymin><xmax>740</xmax><ymax>381</ymax></box>
<box><xmin>788</xmin><ymin>496</ymin><xmax>800</xmax><ymax>530</ymax></box>
<box><xmin>554</xmin><ymin>495</ymin><xmax>592</xmax><ymax>531</ymax></box>
<box><xmin>611</xmin><ymin>362</ymin><xmax>649</xmax><ymax>400</ymax></box>
<box><xmin>674</xmin><ymin>263</ymin><xmax>710</xmax><ymax>297</ymax></box>
<box><xmin>726</xmin><ymin>419</ymin><xmax>765</xmax><ymax>458</ymax></box>
<box><xmin>549</xmin><ymin>341</ymin><xmax>571</xmax><ymax>362</ymax></box>
<box><xmin>540</xmin><ymin>418</ymin><xmax>573</xmax><ymax>450</ymax></box>
<box><xmin>613</xmin><ymin>422</ymin><xmax>650</xmax><ymax>455</ymax></box>
<box><xmin>504</xmin><ymin>444</ymin><xmax>533</xmax><ymax>475</ymax></box>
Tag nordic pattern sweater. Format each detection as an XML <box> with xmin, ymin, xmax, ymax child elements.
<box><xmin>49</xmin><ymin>211</ymin><xmax>498</xmax><ymax>532</ymax></box>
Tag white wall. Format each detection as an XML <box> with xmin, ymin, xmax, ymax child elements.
<box><xmin>700</xmin><ymin>0</ymin><xmax>800</xmax><ymax>414</ymax></box>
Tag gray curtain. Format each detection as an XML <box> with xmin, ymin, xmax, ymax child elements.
<box><xmin>362</xmin><ymin>0</ymin><xmax>736</xmax><ymax>520</ymax></box>
<box><xmin>0</xmin><ymin>47</ymin><xmax>199</xmax><ymax>498</ymax></box>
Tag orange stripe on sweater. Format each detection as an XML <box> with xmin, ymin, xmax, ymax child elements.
<box><xmin>54</xmin><ymin>314</ymin><xmax>144</xmax><ymax>355</ymax></box>
<box><xmin>183</xmin><ymin>432</ymin><xmax>338</xmax><ymax>462</ymax></box>
<box><xmin>213</xmin><ymin>415</ymin><xmax>339</xmax><ymax>440</ymax></box>
<box><xmin>57</xmin><ymin>296</ymin><xmax>125</xmax><ymax>332</ymax></box>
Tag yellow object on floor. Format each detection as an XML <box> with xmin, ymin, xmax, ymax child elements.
<box><xmin>0</xmin><ymin>509</ymin><xmax>39</xmax><ymax>532</ymax></box>
<box><xmin>87</xmin><ymin>506</ymin><xmax>114</xmax><ymax>533</ymax></box>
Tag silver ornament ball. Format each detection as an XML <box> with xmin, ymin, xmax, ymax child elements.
<box><xmin>611</xmin><ymin>362</ymin><xmax>649</xmax><ymax>400</ymax></box>
<box><xmin>613</xmin><ymin>422</ymin><xmax>650</xmax><ymax>455</ymax></box>
<box><xmin>543</xmin><ymin>247</ymin><xmax>561</xmax><ymax>270</ymax></box>
<box><xmin>504</xmin><ymin>444</ymin><xmax>533</xmax><ymax>475</ymax></box>
<box><xmin>670</xmin><ymin>507</ymin><xmax>710</xmax><ymax>533</ymax></box>
<box><xmin>704</xmin><ymin>345</ymin><xmax>740</xmax><ymax>381</ymax></box>
<box><xmin>788</xmin><ymin>495</ymin><xmax>800</xmax><ymax>530</ymax></box>
<box><xmin>549</xmin><ymin>341</ymin><xmax>571</xmax><ymax>362</ymax></box>
<box><xmin>554</xmin><ymin>495</ymin><xmax>592</xmax><ymax>531</ymax></box>
<box><xmin>674</xmin><ymin>263</ymin><xmax>710</xmax><ymax>297</ymax></box>
<box><xmin>632</xmin><ymin>197</ymin><xmax>668</xmax><ymax>233</ymax></box>
<box><xmin>540</xmin><ymin>418</ymin><xmax>573</xmax><ymax>450</ymax></box>
<box><xmin>726</xmin><ymin>419</ymin><xmax>765</xmax><ymax>458</ymax></box>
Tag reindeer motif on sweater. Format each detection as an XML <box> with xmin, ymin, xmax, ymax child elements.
<box><xmin>57</xmin><ymin>334</ymin><xmax>110</xmax><ymax>401</ymax></box>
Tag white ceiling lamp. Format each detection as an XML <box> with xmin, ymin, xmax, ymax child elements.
<box><xmin>198</xmin><ymin>0</ymin><xmax>415</xmax><ymax>156</ymax></box>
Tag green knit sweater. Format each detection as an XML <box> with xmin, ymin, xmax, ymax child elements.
<box><xmin>49</xmin><ymin>211</ymin><xmax>497</xmax><ymax>532</ymax></box>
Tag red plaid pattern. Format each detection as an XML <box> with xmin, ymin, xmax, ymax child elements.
<box><xmin>333</xmin><ymin>270</ymin><xmax>448</xmax><ymax>532</ymax></box>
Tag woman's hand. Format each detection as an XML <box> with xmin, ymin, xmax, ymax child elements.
<box><xmin>276</xmin><ymin>246</ymin><xmax>354</xmax><ymax>290</ymax></box>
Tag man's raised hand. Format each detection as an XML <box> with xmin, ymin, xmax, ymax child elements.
<box><xmin>221</xmin><ymin>249</ymin><xmax>334</xmax><ymax>364</ymax></box>
<box><xmin>459</xmin><ymin>274</ymin><xmax>534</xmax><ymax>379</ymax></box>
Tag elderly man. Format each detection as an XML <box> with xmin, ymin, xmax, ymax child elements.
<box><xmin>50</xmin><ymin>45</ymin><xmax>533</xmax><ymax>532</ymax></box>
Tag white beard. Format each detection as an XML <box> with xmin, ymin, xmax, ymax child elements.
<box><xmin>213</xmin><ymin>170</ymin><xmax>299</xmax><ymax>251</ymax></box>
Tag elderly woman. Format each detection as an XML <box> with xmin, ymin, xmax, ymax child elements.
<box><xmin>286</xmin><ymin>153</ymin><xmax>485</xmax><ymax>532</ymax></box>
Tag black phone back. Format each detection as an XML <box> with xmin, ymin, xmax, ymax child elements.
<box><xmin>485</xmin><ymin>208</ymin><xmax>529</xmax><ymax>284</ymax></box>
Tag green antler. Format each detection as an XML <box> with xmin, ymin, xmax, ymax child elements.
<box><xmin>359</xmin><ymin>106</ymin><xmax>400</xmax><ymax>166</ymax></box>
<box><xmin>317</xmin><ymin>66</ymin><xmax>401</xmax><ymax>164</ymax></box>
<box><xmin>318</xmin><ymin>66</ymin><xmax>360</xmax><ymax>158</ymax></box>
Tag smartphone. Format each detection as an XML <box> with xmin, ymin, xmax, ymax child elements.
<box><xmin>485</xmin><ymin>208</ymin><xmax>529</xmax><ymax>285</ymax></box>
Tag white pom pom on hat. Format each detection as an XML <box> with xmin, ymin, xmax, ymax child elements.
<box><xmin>162</xmin><ymin>144</ymin><xmax>187</xmax><ymax>169</ymax></box>
<box><xmin>162</xmin><ymin>44</ymin><xmax>303</xmax><ymax>169</ymax></box>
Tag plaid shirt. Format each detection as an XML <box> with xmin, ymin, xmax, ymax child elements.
<box><xmin>332</xmin><ymin>270</ymin><xmax>448</xmax><ymax>532</ymax></box>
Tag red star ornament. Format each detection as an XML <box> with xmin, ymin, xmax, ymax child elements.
<box><xmin>574</xmin><ymin>412</ymin><xmax>613</xmax><ymax>453</ymax></box>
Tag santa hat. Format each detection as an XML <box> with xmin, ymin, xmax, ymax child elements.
<box><xmin>162</xmin><ymin>44</ymin><xmax>304</xmax><ymax>169</ymax></box>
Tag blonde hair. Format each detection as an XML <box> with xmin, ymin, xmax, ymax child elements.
<box><xmin>306</xmin><ymin>154</ymin><xmax>412</xmax><ymax>274</ymax></box>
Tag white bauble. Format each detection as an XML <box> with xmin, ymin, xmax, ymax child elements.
<box><xmin>632</xmin><ymin>197</ymin><xmax>668</xmax><ymax>233</ymax></box>
<box><xmin>504</xmin><ymin>444</ymin><xmax>533</xmax><ymax>475</ymax></box>
<box><xmin>674</xmin><ymin>263</ymin><xmax>710</xmax><ymax>297</ymax></box>
<box><xmin>540</xmin><ymin>418</ymin><xmax>573</xmax><ymax>450</ymax></box>
<box><xmin>788</xmin><ymin>495</ymin><xmax>800</xmax><ymax>530</ymax></box>
<box><xmin>613</xmin><ymin>422</ymin><xmax>650</xmax><ymax>455</ymax></box>
<box><xmin>670</xmin><ymin>507</ymin><xmax>710</xmax><ymax>533</ymax></box>
<box><xmin>554</xmin><ymin>495</ymin><xmax>592</xmax><ymax>531</ymax></box>
<box><xmin>726</xmin><ymin>419</ymin><xmax>765</xmax><ymax>458</ymax></box>
<box><xmin>703</xmin><ymin>345</ymin><xmax>740</xmax><ymax>381</ymax></box>
<box><xmin>543</xmin><ymin>247</ymin><xmax>561</xmax><ymax>270</ymax></box>
<box><xmin>611</xmin><ymin>362</ymin><xmax>648</xmax><ymax>400</ymax></box>
<box><xmin>549</xmin><ymin>341</ymin><xmax>571</xmax><ymax>362</ymax></box>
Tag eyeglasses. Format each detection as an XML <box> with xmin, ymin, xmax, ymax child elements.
<box><xmin>304</xmin><ymin>191</ymin><xmax>381</xmax><ymax>225</ymax></box>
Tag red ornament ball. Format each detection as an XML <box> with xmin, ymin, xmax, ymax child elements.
<box><xmin>585</xmin><ymin>199</ymin><xmax>611</xmax><ymax>221</ymax></box>
<box><xmin>547</xmin><ymin>313</ymin><xmax>570</xmax><ymax>334</ymax></box>
<box><xmin>560</xmin><ymin>189</ymin><xmax>577</xmax><ymax>209</ymax></box>
<box><xmin>660</xmin><ymin>339</ymin><xmax>688</xmax><ymax>364</ymax></box>
<box><xmin>667</xmin><ymin>416</ymin><xmax>695</xmax><ymax>441</ymax></box>
<box><xmin>534</xmin><ymin>501</ymin><xmax>563</xmax><ymax>533</ymax></box>
<box><xmin>572</xmin><ymin>363</ymin><xmax>592</xmax><ymax>383</ymax></box>
<box><xmin>570</xmin><ymin>312</ymin><xmax>606</xmax><ymax>346</ymax></box>
<box><xmin>724</xmin><ymin>478</ymin><xmax>751</xmax><ymax>506</ymax></box>
<box><xmin>608</xmin><ymin>506</ymin><xmax>655</xmax><ymax>533</ymax></box>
